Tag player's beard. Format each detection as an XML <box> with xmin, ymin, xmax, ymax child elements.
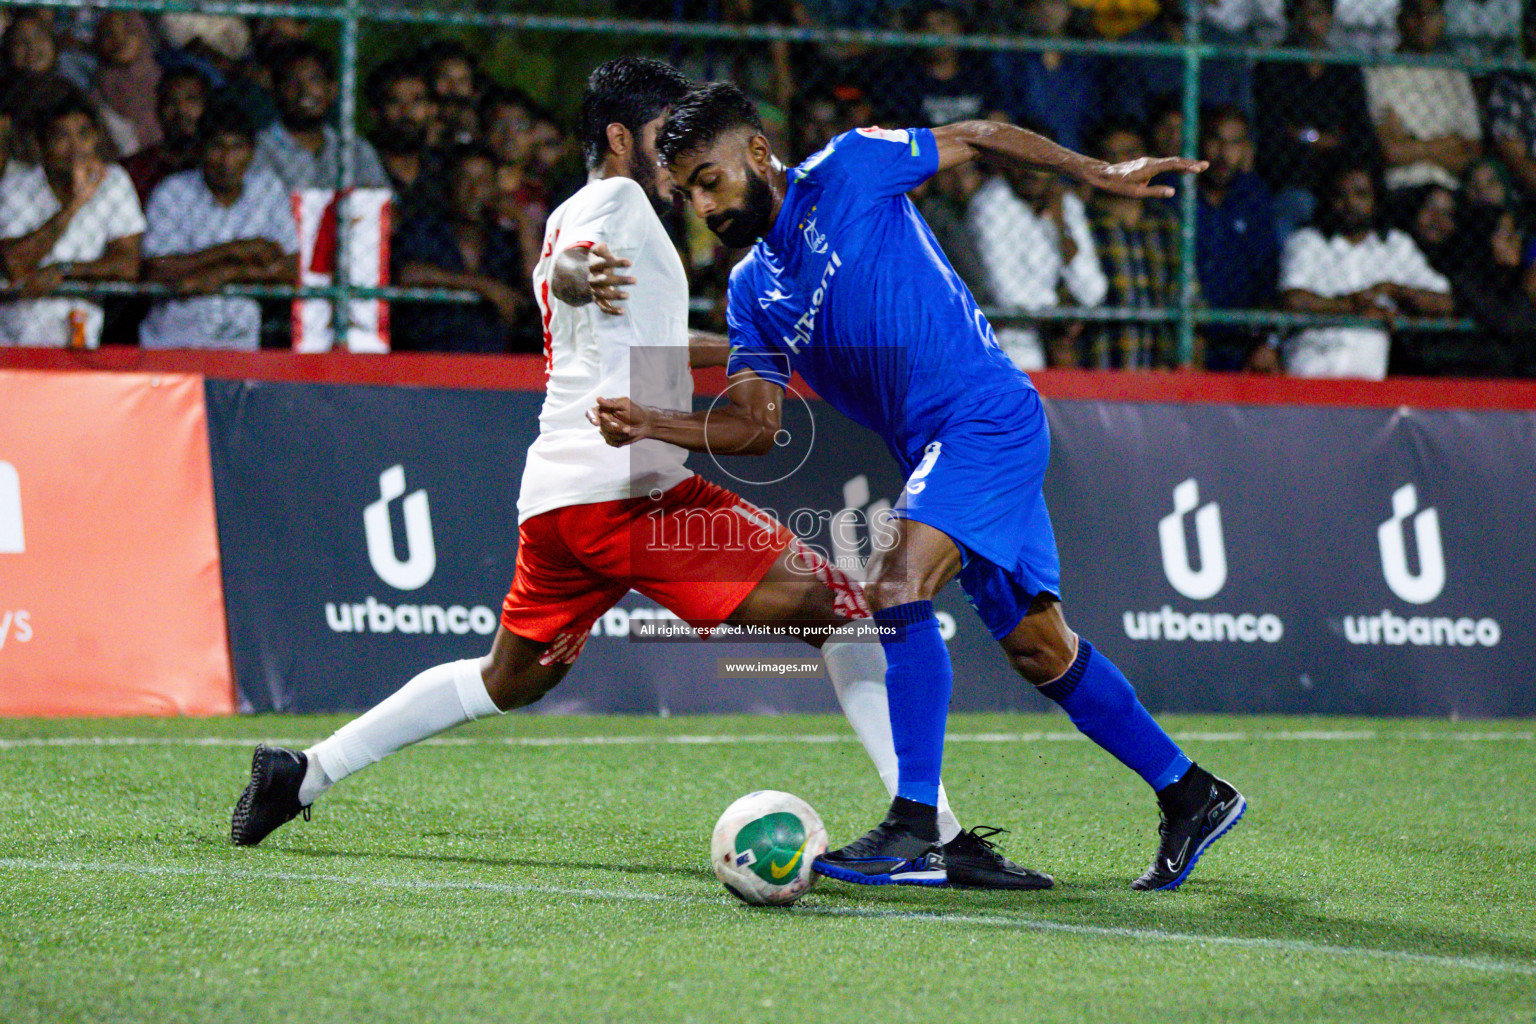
<box><xmin>628</xmin><ymin>147</ymin><xmax>673</xmax><ymax>218</ymax></box>
<box><xmin>707</xmin><ymin>167</ymin><xmax>773</xmax><ymax>249</ymax></box>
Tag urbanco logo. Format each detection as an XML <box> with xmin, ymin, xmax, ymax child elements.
<box><xmin>1341</xmin><ymin>484</ymin><xmax>1494</xmax><ymax>648</ymax></box>
<box><xmin>1158</xmin><ymin>478</ymin><xmax>1226</xmax><ymax>600</ymax></box>
<box><xmin>0</xmin><ymin>460</ymin><xmax>23</xmax><ymax>554</ymax></box>
<box><xmin>1127</xmin><ymin>478</ymin><xmax>1283</xmax><ymax>644</ymax></box>
<box><xmin>1377</xmin><ymin>484</ymin><xmax>1445</xmax><ymax>605</ymax></box>
<box><xmin>363</xmin><ymin>465</ymin><xmax>435</xmax><ymax>591</ymax></box>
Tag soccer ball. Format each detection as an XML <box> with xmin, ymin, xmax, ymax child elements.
<box><xmin>710</xmin><ymin>790</ymin><xmax>827</xmax><ymax>906</ymax></box>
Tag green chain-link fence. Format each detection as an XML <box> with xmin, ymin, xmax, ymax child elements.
<box><xmin>0</xmin><ymin>0</ymin><xmax>1531</xmax><ymax>375</ymax></box>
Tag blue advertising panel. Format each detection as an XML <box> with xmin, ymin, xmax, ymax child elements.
<box><xmin>207</xmin><ymin>378</ymin><xmax>1536</xmax><ymax>717</ymax></box>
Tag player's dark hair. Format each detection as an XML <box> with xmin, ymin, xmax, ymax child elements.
<box><xmin>156</xmin><ymin>65</ymin><xmax>210</xmax><ymax>105</ymax></box>
<box><xmin>267</xmin><ymin>40</ymin><xmax>335</xmax><ymax>85</ymax></box>
<box><xmin>197</xmin><ymin>96</ymin><xmax>256</xmax><ymax>147</ymax></box>
<box><xmin>656</xmin><ymin>81</ymin><xmax>763</xmax><ymax>165</ymax></box>
<box><xmin>364</xmin><ymin>57</ymin><xmax>426</xmax><ymax>113</ymax></box>
<box><xmin>578</xmin><ymin>56</ymin><xmax>692</xmax><ymax>169</ymax></box>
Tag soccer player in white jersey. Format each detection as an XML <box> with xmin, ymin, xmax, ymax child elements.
<box><xmin>231</xmin><ymin>58</ymin><xmax>1046</xmax><ymax>890</ymax></box>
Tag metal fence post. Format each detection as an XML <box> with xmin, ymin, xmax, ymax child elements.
<box><xmin>1177</xmin><ymin>0</ymin><xmax>1203</xmax><ymax>368</ymax></box>
<box><xmin>334</xmin><ymin>0</ymin><xmax>361</xmax><ymax>350</ymax></box>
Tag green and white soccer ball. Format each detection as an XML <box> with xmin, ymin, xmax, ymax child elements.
<box><xmin>710</xmin><ymin>790</ymin><xmax>827</xmax><ymax>906</ymax></box>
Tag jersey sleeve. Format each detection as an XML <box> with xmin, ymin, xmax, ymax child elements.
<box><xmin>554</xmin><ymin>178</ymin><xmax>647</xmax><ymax>257</ymax></box>
<box><xmin>724</xmin><ymin>267</ymin><xmax>791</xmax><ymax>387</ymax></box>
<box><xmin>804</xmin><ymin>127</ymin><xmax>940</xmax><ymax>200</ymax></box>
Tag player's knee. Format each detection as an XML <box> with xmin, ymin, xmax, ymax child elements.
<box><xmin>481</xmin><ymin>661</ymin><xmax>561</xmax><ymax>711</ymax></box>
<box><xmin>864</xmin><ymin>576</ymin><xmax>933</xmax><ymax>613</ymax></box>
<box><xmin>1006</xmin><ymin>631</ymin><xmax>1076</xmax><ymax>685</ymax></box>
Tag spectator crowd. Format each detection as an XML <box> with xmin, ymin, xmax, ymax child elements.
<box><xmin>0</xmin><ymin>0</ymin><xmax>1532</xmax><ymax>378</ymax></box>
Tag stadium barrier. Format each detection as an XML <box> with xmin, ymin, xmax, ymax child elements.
<box><xmin>3</xmin><ymin>352</ymin><xmax>1533</xmax><ymax>718</ymax></box>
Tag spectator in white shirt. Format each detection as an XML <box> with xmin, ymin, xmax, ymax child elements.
<box><xmin>1364</xmin><ymin>0</ymin><xmax>1481</xmax><ymax>190</ymax></box>
<box><xmin>1280</xmin><ymin>164</ymin><xmax>1452</xmax><ymax>378</ymax></box>
<box><xmin>139</xmin><ymin>99</ymin><xmax>299</xmax><ymax>351</ymax></box>
<box><xmin>0</xmin><ymin>94</ymin><xmax>144</xmax><ymax>348</ymax></box>
<box><xmin>253</xmin><ymin>40</ymin><xmax>388</xmax><ymax>191</ymax></box>
<box><xmin>966</xmin><ymin>160</ymin><xmax>1107</xmax><ymax>370</ymax></box>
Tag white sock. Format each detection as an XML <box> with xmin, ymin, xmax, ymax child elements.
<box><xmin>824</xmin><ymin>630</ymin><xmax>962</xmax><ymax>844</ymax></box>
<box><xmin>299</xmin><ymin>658</ymin><xmax>501</xmax><ymax>805</ymax></box>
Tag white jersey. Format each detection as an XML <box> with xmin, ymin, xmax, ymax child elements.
<box><xmin>518</xmin><ymin>176</ymin><xmax>695</xmax><ymax>523</ymax></box>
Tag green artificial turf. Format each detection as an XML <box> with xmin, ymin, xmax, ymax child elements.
<box><xmin>2</xmin><ymin>713</ymin><xmax>1533</xmax><ymax>1024</ymax></box>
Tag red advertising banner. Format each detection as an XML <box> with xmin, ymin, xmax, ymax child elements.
<box><xmin>0</xmin><ymin>371</ymin><xmax>234</xmax><ymax>716</ymax></box>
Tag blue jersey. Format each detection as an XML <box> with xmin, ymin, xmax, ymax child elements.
<box><xmin>725</xmin><ymin>126</ymin><xmax>1032</xmax><ymax>469</ymax></box>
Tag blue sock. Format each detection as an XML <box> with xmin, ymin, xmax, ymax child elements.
<box><xmin>873</xmin><ymin>600</ymin><xmax>952</xmax><ymax>808</ymax></box>
<box><xmin>1038</xmin><ymin>639</ymin><xmax>1191</xmax><ymax>791</ymax></box>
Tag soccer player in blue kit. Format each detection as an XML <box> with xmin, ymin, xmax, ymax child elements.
<box><xmin>595</xmin><ymin>83</ymin><xmax>1247</xmax><ymax>892</ymax></box>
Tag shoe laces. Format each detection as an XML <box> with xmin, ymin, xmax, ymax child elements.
<box><xmin>955</xmin><ymin>825</ymin><xmax>1010</xmax><ymax>853</ymax></box>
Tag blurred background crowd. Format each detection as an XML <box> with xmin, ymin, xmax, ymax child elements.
<box><xmin>0</xmin><ymin>0</ymin><xmax>1532</xmax><ymax>378</ymax></box>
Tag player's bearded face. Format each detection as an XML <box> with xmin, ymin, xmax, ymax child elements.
<box><xmin>629</xmin><ymin>143</ymin><xmax>670</xmax><ymax>216</ymax></box>
<box><xmin>706</xmin><ymin>164</ymin><xmax>773</xmax><ymax>248</ymax></box>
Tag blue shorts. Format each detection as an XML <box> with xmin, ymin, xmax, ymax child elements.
<box><xmin>889</xmin><ymin>386</ymin><xmax>1061</xmax><ymax>640</ymax></box>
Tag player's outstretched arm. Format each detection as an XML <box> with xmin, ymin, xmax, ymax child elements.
<box><xmin>589</xmin><ymin>369</ymin><xmax>782</xmax><ymax>455</ymax></box>
<box><xmin>689</xmin><ymin>330</ymin><xmax>731</xmax><ymax>368</ymax></box>
<box><xmin>931</xmin><ymin>120</ymin><xmax>1208</xmax><ymax>200</ymax></box>
<box><xmin>550</xmin><ymin>241</ymin><xmax>636</xmax><ymax>315</ymax></box>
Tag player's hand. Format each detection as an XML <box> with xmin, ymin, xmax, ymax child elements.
<box><xmin>1084</xmin><ymin>157</ymin><xmax>1207</xmax><ymax>199</ymax></box>
<box><xmin>588</xmin><ymin>396</ymin><xmax>653</xmax><ymax>447</ymax></box>
<box><xmin>586</xmin><ymin>242</ymin><xmax>635</xmax><ymax>316</ymax></box>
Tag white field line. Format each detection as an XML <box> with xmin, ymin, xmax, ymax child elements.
<box><xmin>2</xmin><ymin>857</ymin><xmax>1533</xmax><ymax>979</ymax></box>
<box><xmin>0</xmin><ymin>730</ymin><xmax>1532</xmax><ymax>752</ymax></box>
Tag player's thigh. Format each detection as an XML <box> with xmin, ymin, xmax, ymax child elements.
<box><xmin>496</xmin><ymin>511</ymin><xmax>625</xmax><ymax>708</ymax></box>
<box><xmin>627</xmin><ymin>476</ymin><xmax>797</xmax><ymax>632</ymax></box>
<box><xmin>863</xmin><ymin>517</ymin><xmax>963</xmax><ymax>612</ymax></box>
<box><xmin>725</xmin><ymin>537</ymin><xmax>872</xmax><ymax>642</ymax></box>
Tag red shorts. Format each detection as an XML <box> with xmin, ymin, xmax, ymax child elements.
<box><xmin>502</xmin><ymin>474</ymin><xmax>793</xmax><ymax>661</ymax></box>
